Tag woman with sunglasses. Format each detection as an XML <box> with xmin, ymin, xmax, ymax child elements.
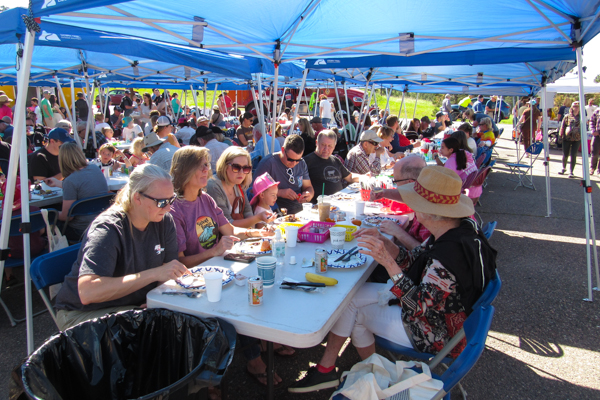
<box><xmin>53</xmin><ymin>164</ymin><xmax>189</xmax><ymax>331</ymax></box>
<box><xmin>170</xmin><ymin>147</ymin><xmax>272</xmax><ymax>268</ymax></box>
<box><xmin>206</xmin><ymin>147</ymin><xmax>276</xmax><ymax>228</ymax></box>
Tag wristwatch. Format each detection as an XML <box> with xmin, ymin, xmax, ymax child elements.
<box><xmin>391</xmin><ymin>273</ymin><xmax>404</xmax><ymax>284</ymax></box>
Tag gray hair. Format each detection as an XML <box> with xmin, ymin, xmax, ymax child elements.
<box><xmin>111</xmin><ymin>163</ymin><xmax>171</xmax><ymax>213</ymax></box>
<box><xmin>479</xmin><ymin>117</ymin><xmax>492</xmax><ymax>128</ymax></box>
<box><xmin>317</xmin><ymin>129</ymin><xmax>338</xmax><ymax>144</ymax></box>
<box><xmin>399</xmin><ymin>156</ymin><xmax>426</xmax><ymax>180</ymax></box>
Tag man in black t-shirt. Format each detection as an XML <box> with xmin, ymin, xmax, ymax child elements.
<box><xmin>304</xmin><ymin>129</ymin><xmax>363</xmax><ymax>202</ymax></box>
<box><xmin>75</xmin><ymin>92</ymin><xmax>89</xmax><ymax>121</ymax></box>
<box><xmin>120</xmin><ymin>90</ymin><xmax>134</xmax><ymax>117</ymax></box>
<box><xmin>28</xmin><ymin>128</ymin><xmax>74</xmax><ymax>181</ymax></box>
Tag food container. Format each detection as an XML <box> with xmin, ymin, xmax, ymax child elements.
<box><xmin>234</xmin><ymin>273</ymin><xmax>247</xmax><ymax>287</ymax></box>
<box><xmin>277</xmin><ymin>222</ymin><xmax>304</xmax><ymax>241</ymax></box>
<box><xmin>332</xmin><ymin>224</ymin><xmax>358</xmax><ymax>241</ymax></box>
<box><xmin>298</xmin><ymin>221</ymin><xmax>335</xmax><ymax>244</ymax></box>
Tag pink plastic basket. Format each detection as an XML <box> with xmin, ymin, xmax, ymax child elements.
<box><xmin>298</xmin><ymin>221</ymin><xmax>335</xmax><ymax>243</ymax></box>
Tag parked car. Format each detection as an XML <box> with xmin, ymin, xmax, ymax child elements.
<box><xmin>108</xmin><ymin>89</ymin><xmax>127</xmax><ymax>105</ymax></box>
<box><xmin>451</xmin><ymin>97</ymin><xmax>511</xmax><ymax>121</ymax></box>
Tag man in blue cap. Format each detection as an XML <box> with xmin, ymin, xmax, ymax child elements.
<box><xmin>28</xmin><ymin>127</ymin><xmax>74</xmax><ymax>181</ymax></box>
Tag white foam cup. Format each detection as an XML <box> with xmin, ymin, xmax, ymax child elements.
<box><xmin>204</xmin><ymin>271</ymin><xmax>223</xmax><ymax>302</ymax></box>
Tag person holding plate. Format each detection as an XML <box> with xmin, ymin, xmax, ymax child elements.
<box><xmin>53</xmin><ymin>164</ymin><xmax>190</xmax><ymax>331</ymax></box>
<box><xmin>289</xmin><ymin>166</ymin><xmax>496</xmax><ymax>393</ymax></box>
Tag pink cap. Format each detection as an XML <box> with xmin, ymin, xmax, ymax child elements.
<box><xmin>250</xmin><ymin>172</ymin><xmax>279</xmax><ymax>206</ymax></box>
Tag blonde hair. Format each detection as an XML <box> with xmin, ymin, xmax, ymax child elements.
<box><xmin>563</xmin><ymin>98</ymin><xmax>572</xmax><ymax>107</ymax></box>
<box><xmin>377</xmin><ymin>125</ymin><xmax>395</xmax><ymax>140</ymax></box>
<box><xmin>94</xmin><ymin>113</ymin><xmax>104</xmax><ymax>122</ymax></box>
<box><xmin>298</xmin><ymin>117</ymin><xmax>314</xmax><ymax>138</ymax></box>
<box><xmin>170</xmin><ymin>147</ymin><xmax>211</xmax><ymax>197</ymax></box>
<box><xmin>58</xmin><ymin>142</ymin><xmax>88</xmax><ymax>179</ymax></box>
<box><xmin>111</xmin><ymin>164</ymin><xmax>171</xmax><ymax>213</ymax></box>
<box><xmin>215</xmin><ymin>147</ymin><xmax>252</xmax><ymax>189</ymax></box>
<box><xmin>131</xmin><ymin>137</ymin><xmax>144</xmax><ymax>156</ymax></box>
<box><xmin>101</xmin><ymin>126</ymin><xmax>113</xmax><ymax>137</ymax></box>
<box><xmin>275</xmin><ymin>122</ymin><xmax>283</xmax><ymax>138</ymax></box>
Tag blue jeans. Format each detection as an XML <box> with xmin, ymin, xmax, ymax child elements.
<box><xmin>322</xmin><ymin>117</ymin><xmax>331</xmax><ymax>127</ymax></box>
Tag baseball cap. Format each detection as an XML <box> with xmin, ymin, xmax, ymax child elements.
<box><xmin>156</xmin><ymin>116</ymin><xmax>173</xmax><ymax>127</ymax></box>
<box><xmin>48</xmin><ymin>128</ymin><xmax>75</xmax><ymax>143</ymax></box>
<box><xmin>359</xmin><ymin>130</ymin><xmax>383</xmax><ymax>143</ymax></box>
<box><xmin>195</xmin><ymin>126</ymin><xmax>212</xmax><ymax>138</ymax></box>
<box><xmin>435</xmin><ymin>111</ymin><xmax>447</xmax><ymax>119</ymax></box>
<box><xmin>177</xmin><ymin>117</ymin><xmax>187</xmax><ymax>125</ymax></box>
<box><xmin>310</xmin><ymin>116</ymin><xmax>322</xmax><ymax>124</ymax></box>
<box><xmin>114</xmin><ymin>106</ymin><xmax>122</xmax><ymax>111</ymax></box>
<box><xmin>2</xmin><ymin>116</ymin><xmax>12</xmax><ymax>124</ymax></box>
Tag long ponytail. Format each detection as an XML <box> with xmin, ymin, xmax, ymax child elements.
<box><xmin>443</xmin><ymin>137</ymin><xmax>467</xmax><ymax>170</ymax></box>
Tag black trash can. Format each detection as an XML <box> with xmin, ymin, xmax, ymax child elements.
<box><xmin>9</xmin><ymin>308</ymin><xmax>236</xmax><ymax>400</ymax></box>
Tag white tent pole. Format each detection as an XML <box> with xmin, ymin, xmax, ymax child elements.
<box><xmin>289</xmin><ymin>69</ymin><xmax>308</xmax><ymax>135</ymax></box>
<box><xmin>541</xmin><ymin>86</ymin><xmax>551</xmax><ymax>217</ymax></box>
<box><xmin>384</xmin><ymin>88</ymin><xmax>391</xmax><ymax>117</ymax></box>
<box><xmin>83</xmin><ymin>78</ymin><xmax>92</xmax><ymax>150</ymax></box>
<box><xmin>576</xmin><ymin>47</ymin><xmax>599</xmax><ymax>301</ymax></box>
<box><xmin>54</xmin><ymin>76</ymin><xmax>81</xmax><ymax>148</ymax></box>
<box><xmin>0</xmin><ymin>29</ymin><xmax>35</xmax><ymax>349</ymax></box>
<box><xmin>343</xmin><ymin>82</ymin><xmax>352</xmax><ymax>141</ymax></box>
<box><xmin>190</xmin><ymin>85</ymin><xmax>200</xmax><ymax>119</ymax></box>
<box><xmin>413</xmin><ymin>93</ymin><xmax>419</xmax><ymax>119</ymax></box>
<box><xmin>256</xmin><ymin>74</ymin><xmax>268</xmax><ymax>155</ymax></box>
<box><xmin>313</xmin><ymin>88</ymin><xmax>319</xmax><ymax>118</ymax></box>
<box><xmin>333</xmin><ymin>80</ymin><xmax>343</xmax><ymax>129</ymax></box>
<box><xmin>271</xmin><ymin>65</ymin><xmax>280</xmax><ymax>154</ymax></box>
<box><xmin>235</xmin><ymin>90</ymin><xmax>238</xmax><ymax>117</ymax></box>
<box><xmin>70</xmin><ymin>79</ymin><xmax>76</xmax><ymax>125</ymax></box>
<box><xmin>86</xmin><ymin>81</ymin><xmax>96</xmax><ymax>150</ymax></box>
<box><xmin>403</xmin><ymin>89</ymin><xmax>408</xmax><ymax>121</ymax></box>
<box><xmin>203</xmin><ymin>81</ymin><xmax>207</xmax><ymax>117</ymax></box>
<box><xmin>184</xmin><ymin>90</ymin><xmax>187</xmax><ymax>117</ymax></box>
<box><xmin>97</xmin><ymin>86</ymin><xmax>104</xmax><ymax>124</ymax></box>
<box><xmin>103</xmin><ymin>89</ymin><xmax>110</xmax><ymax>121</ymax></box>
<box><xmin>210</xmin><ymin>84</ymin><xmax>218</xmax><ymax>118</ymax></box>
<box><xmin>278</xmin><ymin>87</ymin><xmax>287</xmax><ymax>117</ymax></box>
<box><xmin>356</xmin><ymin>81</ymin><xmax>370</xmax><ymax>135</ymax></box>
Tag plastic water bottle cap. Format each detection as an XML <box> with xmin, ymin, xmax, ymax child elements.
<box><xmin>275</xmin><ymin>230</ymin><xmax>282</xmax><ymax>240</ymax></box>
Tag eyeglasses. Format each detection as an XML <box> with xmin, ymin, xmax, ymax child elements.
<box><xmin>393</xmin><ymin>178</ymin><xmax>412</xmax><ymax>184</ymax></box>
<box><xmin>368</xmin><ymin>141</ymin><xmax>380</xmax><ymax>146</ymax></box>
<box><xmin>140</xmin><ymin>192</ymin><xmax>177</xmax><ymax>208</ymax></box>
<box><xmin>286</xmin><ymin>168</ymin><xmax>295</xmax><ymax>185</ymax></box>
<box><xmin>199</xmin><ymin>162</ymin><xmax>211</xmax><ymax>171</ymax></box>
<box><xmin>284</xmin><ymin>150</ymin><xmax>302</xmax><ymax>163</ymax></box>
<box><xmin>229</xmin><ymin>163</ymin><xmax>252</xmax><ymax>174</ymax></box>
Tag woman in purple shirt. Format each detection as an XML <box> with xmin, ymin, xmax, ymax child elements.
<box><xmin>169</xmin><ymin>147</ymin><xmax>271</xmax><ymax>268</ymax></box>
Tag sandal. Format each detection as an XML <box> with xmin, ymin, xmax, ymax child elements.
<box><xmin>246</xmin><ymin>368</ymin><xmax>280</xmax><ymax>386</ymax></box>
<box><xmin>261</xmin><ymin>343</ymin><xmax>296</xmax><ymax>358</ymax></box>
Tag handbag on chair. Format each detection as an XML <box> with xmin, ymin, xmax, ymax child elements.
<box><xmin>41</xmin><ymin>208</ymin><xmax>69</xmax><ymax>298</ymax></box>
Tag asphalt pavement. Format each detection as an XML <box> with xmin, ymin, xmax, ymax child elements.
<box><xmin>1</xmin><ymin>124</ymin><xmax>599</xmax><ymax>399</ymax></box>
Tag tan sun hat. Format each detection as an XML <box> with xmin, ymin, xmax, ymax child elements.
<box><xmin>397</xmin><ymin>166</ymin><xmax>474</xmax><ymax>218</ymax></box>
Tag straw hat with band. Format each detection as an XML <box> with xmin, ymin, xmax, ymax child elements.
<box><xmin>397</xmin><ymin>166</ymin><xmax>474</xmax><ymax>218</ymax></box>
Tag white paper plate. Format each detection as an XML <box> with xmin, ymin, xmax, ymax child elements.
<box><xmin>362</xmin><ymin>216</ymin><xmax>399</xmax><ymax>227</ymax></box>
<box><xmin>175</xmin><ymin>266</ymin><xmax>234</xmax><ymax>291</ymax></box>
<box><xmin>326</xmin><ymin>249</ymin><xmax>367</xmax><ymax>269</ymax></box>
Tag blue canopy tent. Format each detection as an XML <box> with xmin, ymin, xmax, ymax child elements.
<box><xmin>3</xmin><ymin>0</ymin><xmax>598</xmax><ymax>363</ymax></box>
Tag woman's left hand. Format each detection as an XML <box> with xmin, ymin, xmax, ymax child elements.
<box><xmin>357</xmin><ymin>235</ymin><xmax>396</xmax><ymax>269</ymax></box>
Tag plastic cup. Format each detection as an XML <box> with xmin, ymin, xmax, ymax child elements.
<box><xmin>355</xmin><ymin>201</ymin><xmax>366</xmax><ymax>217</ymax></box>
<box><xmin>330</xmin><ymin>227</ymin><xmax>346</xmax><ymax>250</ymax></box>
<box><xmin>101</xmin><ymin>167</ymin><xmax>110</xmax><ymax>180</ymax></box>
<box><xmin>204</xmin><ymin>271</ymin><xmax>223</xmax><ymax>302</ymax></box>
<box><xmin>318</xmin><ymin>202</ymin><xmax>331</xmax><ymax>221</ymax></box>
<box><xmin>286</xmin><ymin>226</ymin><xmax>299</xmax><ymax>248</ymax></box>
<box><xmin>302</xmin><ymin>202</ymin><xmax>312</xmax><ymax>215</ymax></box>
<box><xmin>256</xmin><ymin>256</ymin><xmax>277</xmax><ymax>287</ymax></box>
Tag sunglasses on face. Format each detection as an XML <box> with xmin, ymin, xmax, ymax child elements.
<box><xmin>284</xmin><ymin>150</ymin><xmax>302</xmax><ymax>163</ymax></box>
<box><xmin>229</xmin><ymin>163</ymin><xmax>252</xmax><ymax>174</ymax></box>
<box><xmin>368</xmin><ymin>141</ymin><xmax>380</xmax><ymax>146</ymax></box>
<box><xmin>140</xmin><ymin>192</ymin><xmax>177</xmax><ymax>208</ymax></box>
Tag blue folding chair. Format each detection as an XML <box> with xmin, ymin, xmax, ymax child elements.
<box><xmin>504</xmin><ymin>142</ymin><xmax>544</xmax><ymax>190</ymax></box>
<box><xmin>62</xmin><ymin>192</ymin><xmax>115</xmax><ymax>238</ymax></box>
<box><xmin>482</xmin><ymin>221</ymin><xmax>497</xmax><ymax>240</ymax></box>
<box><xmin>337</xmin><ymin>306</ymin><xmax>495</xmax><ymax>400</ymax></box>
<box><xmin>30</xmin><ymin>243</ymin><xmax>81</xmax><ymax>329</ymax></box>
<box><xmin>0</xmin><ymin>209</ymin><xmax>58</xmax><ymax>326</ymax></box>
<box><xmin>472</xmin><ymin>270</ymin><xmax>502</xmax><ymax>311</ymax></box>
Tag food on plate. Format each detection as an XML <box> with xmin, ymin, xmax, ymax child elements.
<box><xmin>281</xmin><ymin>214</ymin><xmax>300</xmax><ymax>222</ymax></box>
<box><xmin>305</xmin><ymin>272</ymin><xmax>338</xmax><ymax>286</ymax></box>
<box><xmin>351</xmin><ymin>219</ymin><xmax>362</xmax><ymax>226</ymax></box>
<box><xmin>260</xmin><ymin>239</ymin><xmax>272</xmax><ymax>252</ymax></box>
<box><xmin>280</xmin><ymin>208</ymin><xmax>288</xmax><ymax>216</ymax></box>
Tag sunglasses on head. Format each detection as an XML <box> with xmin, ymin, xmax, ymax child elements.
<box><xmin>140</xmin><ymin>193</ymin><xmax>177</xmax><ymax>208</ymax></box>
<box><xmin>229</xmin><ymin>163</ymin><xmax>252</xmax><ymax>174</ymax></box>
<box><xmin>285</xmin><ymin>150</ymin><xmax>302</xmax><ymax>163</ymax></box>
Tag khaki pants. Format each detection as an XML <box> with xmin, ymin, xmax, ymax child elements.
<box><xmin>44</xmin><ymin>117</ymin><xmax>55</xmax><ymax>128</ymax></box>
<box><xmin>56</xmin><ymin>305</ymin><xmax>136</xmax><ymax>331</ymax></box>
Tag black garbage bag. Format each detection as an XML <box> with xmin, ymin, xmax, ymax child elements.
<box><xmin>9</xmin><ymin>308</ymin><xmax>237</xmax><ymax>400</ymax></box>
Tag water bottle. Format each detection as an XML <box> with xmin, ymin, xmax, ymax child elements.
<box><xmin>273</xmin><ymin>229</ymin><xmax>285</xmax><ymax>266</ymax></box>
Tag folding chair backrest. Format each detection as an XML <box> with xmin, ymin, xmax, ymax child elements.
<box><xmin>30</xmin><ymin>243</ymin><xmax>81</xmax><ymax>290</ymax></box>
<box><xmin>482</xmin><ymin>221</ymin><xmax>497</xmax><ymax>240</ymax></box>
<box><xmin>67</xmin><ymin>192</ymin><xmax>115</xmax><ymax>219</ymax></box>
<box><xmin>527</xmin><ymin>142</ymin><xmax>545</xmax><ymax>155</ymax></box>
<box><xmin>472</xmin><ymin>270</ymin><xmax>501</xmax><ymax>310</ymax></box>
<box><xmin>251</xmin><ymin>154</ymin><xmax>262</xmax><ymax>173</ymax></box>
<box><xmin>8</xmin><ymin>209</ymin><xmax>57</xmax><ymax>237</ymax></box>
<box><xmin>438</xmin><ymin>305</ymin><xmax>495</xmax><ymax>395</ymax></box>
<box><xmin>475</xmin><ymin>152</ymin><xmax>487</xmax><ymax>168</ymax></box>
<box><xmin>461</xmin><ymin>170</ymin><xmax>478</xmax><ymax>192</ymax></box>
<box><xmin>471</xmin><ymin>167</ymin><xmax>492</xmax><ymax>188</ymax></box>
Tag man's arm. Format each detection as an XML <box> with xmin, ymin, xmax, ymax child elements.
<box><xmin>343</xmin><ymin>172</ymin><xmax>362</xmax><ymax>183</ymax></box>
<box><xmin>299</xmin><ymin>179</ymin><xmax>314</xmax><ymax>202</ymax></box>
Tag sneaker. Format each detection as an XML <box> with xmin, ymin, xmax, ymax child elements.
<box><xmin>288</xmin><ymin>367</ymin><xmax>339</xmax><ymax>393</ymax></box>
<box><xmin>558</xmin><ymin>169</ymin><xmax>566</xmax><ymax>175</ymax></box>
<box><xmin>569</xmin><ymin>173</ymin><xmax>575</xmax><ymax>178</ymax></box>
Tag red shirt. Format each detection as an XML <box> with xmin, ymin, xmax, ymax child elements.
<box><xmin>398</xmin><ymin>133</ymin><xmax>411</xmax><ymax>147</ymax></box>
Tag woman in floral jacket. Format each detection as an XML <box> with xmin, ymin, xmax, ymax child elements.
<box><xmin>558</xmin><ymin>101</ymin><xmax>582</xmax><ymax>178</ymax></box>
<box><xmin>289</xmin><ymin>166</ymin><xmax>497</xmax><ymax>394</ymax></box>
